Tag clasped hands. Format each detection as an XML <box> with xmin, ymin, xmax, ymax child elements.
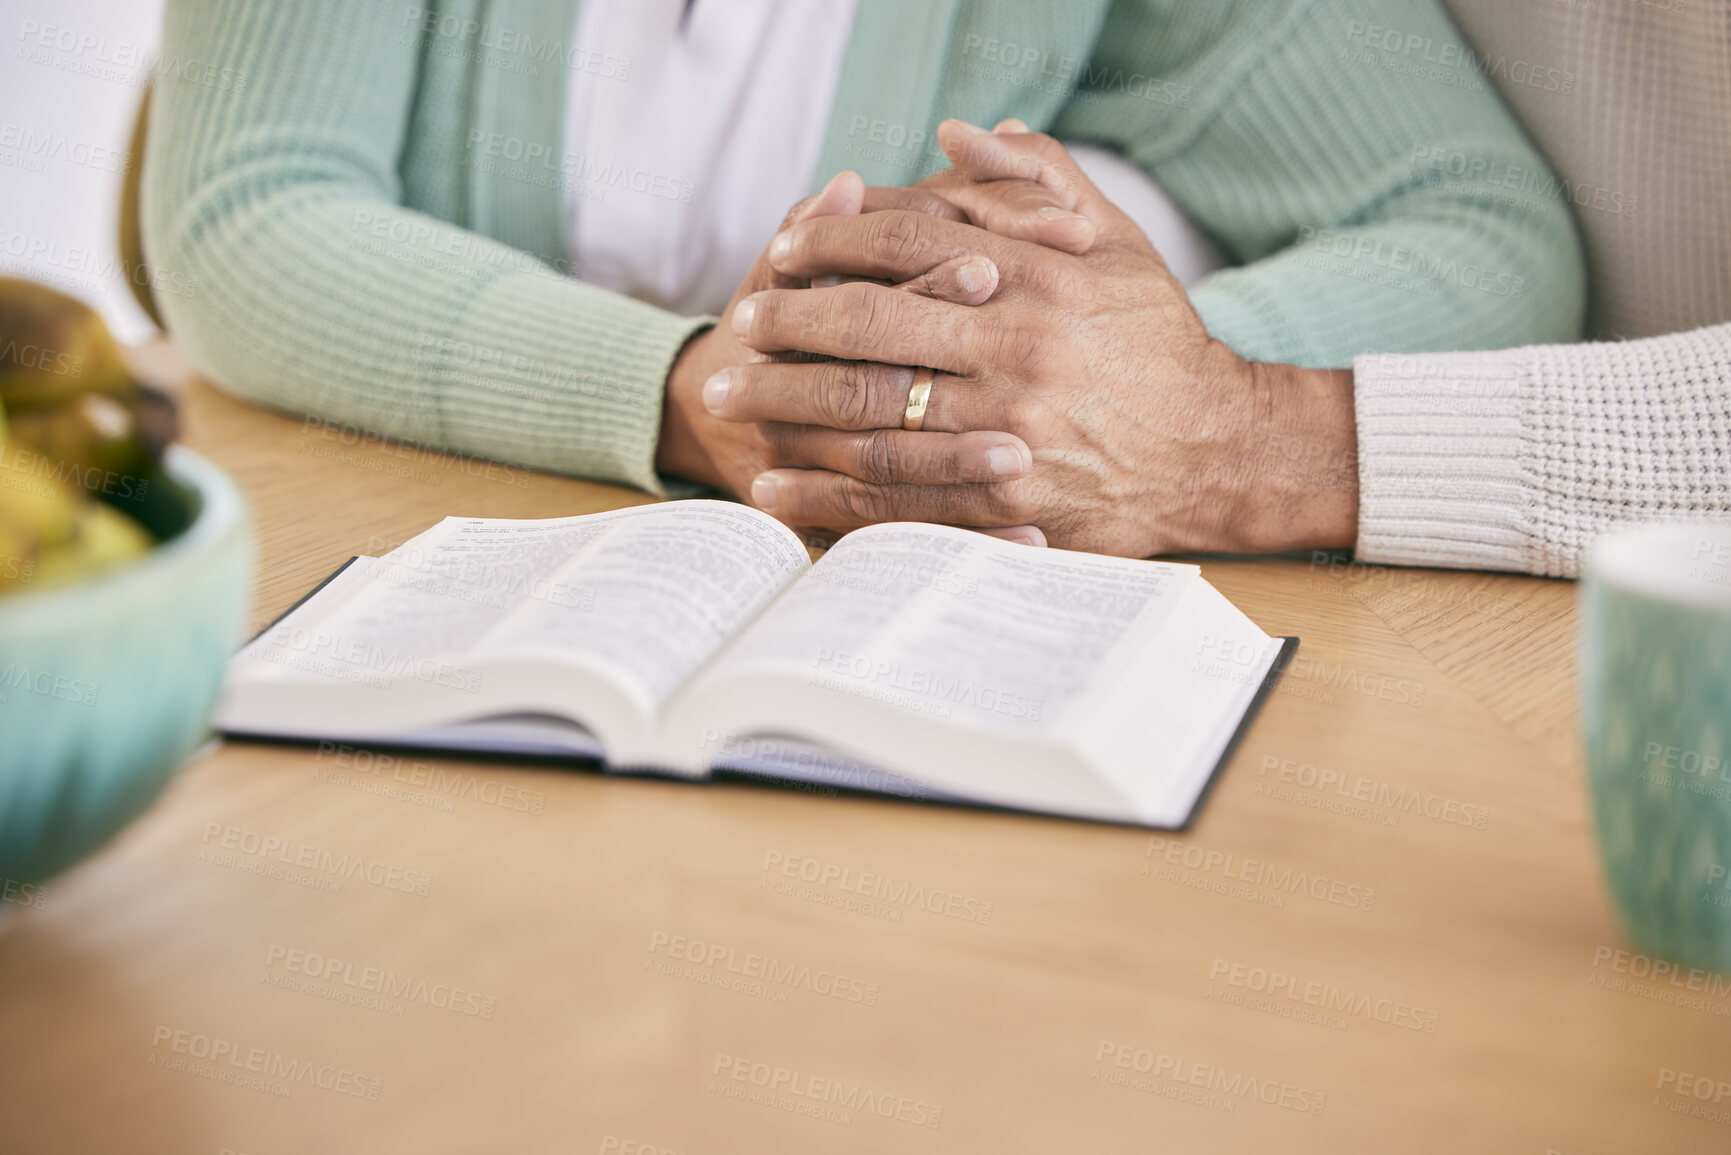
<box><xmin>657</xmin><ymin>120</ymin><xmax>1360</xmax><ymax>557</ymax></box>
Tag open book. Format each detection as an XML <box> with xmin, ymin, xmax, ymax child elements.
<box><xmin>216</xmin><ymin>501</ymin><xmax>1293</xmax><ymax>827</ymax></box>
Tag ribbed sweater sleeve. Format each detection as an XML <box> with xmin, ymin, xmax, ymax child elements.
<box><xmin>1353</xmin><ymin>324</ymin><xmax>1731</xmax><ymax>577</ymax></box>
<box><xmin>142</xmin><ymin>0</ymin><xmax>706</xmax><ymax>493</ymax></box>
<box><xmin>1053</xmin><ymin>0</ymin><xmax>1585</xmax><ymax>368</ymax></box>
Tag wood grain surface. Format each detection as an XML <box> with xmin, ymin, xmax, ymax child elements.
<box><xmin>0</xmin><ymin>352</ymin><xmax>1724</xmax><ymax>1154</ymax></box>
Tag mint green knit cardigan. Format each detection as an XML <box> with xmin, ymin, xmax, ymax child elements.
<box><xmin>144</xmin><ymin>0</ymin><xmax>1583</xmax><ymax>493</ymax></box>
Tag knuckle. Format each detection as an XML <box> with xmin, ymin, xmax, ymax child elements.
<box><xmin>903</xmin><ymin>270</ymin><xmax>940</xmax><ymax>300</ymax></box>
<box><xmin>865</xmin><ymin>210</ymin><xmax>928</xmax><ymax>268</ymax></box>
<box><xmin>837</xmin><ymin>480</ymin><xmax>892</xmax><ymax>525</ymax></box>
<box><xmin>988</xmin><ymin>319</ymin><xmax>1049</xmax><ymax>375</ymax></box>
<box><xmin>831</xmin><ymin>283</ymin><xmax>897</xmax><ymax>354</ymax></box>
<box><xmin>1030</xmin><ymin>261</ymin><xmax>1084</xmax><ymax>301</ymax></box>
<box><xmin>817</xmin><ymin>361</ymin><xmax>876</xmax><ymax>429</ymax></box>
<box><xmin>909</xmin><ymin>265</ymin><xmax>956</xmax><ymax>303</ymax></box>
<box><xmin>857</xmin><ymin>429</ymin><xmax>901</xmax><ymax>484</ymax></box>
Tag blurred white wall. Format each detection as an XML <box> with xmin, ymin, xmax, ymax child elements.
<box><xmin>1</xmin><ymin>0</ymin><xmax>167</xmax><ymax>344</ymax></box>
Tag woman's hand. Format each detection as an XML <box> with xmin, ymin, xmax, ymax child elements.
<box><xmin>715</xmin><ymin>126</ymin><xmax>1359</xmax><ymax>557</ymax></box>
<box><xmin>655</xmin><ymin>171</ymin><xmax>1037</xmax><ymax>524</ymax></box>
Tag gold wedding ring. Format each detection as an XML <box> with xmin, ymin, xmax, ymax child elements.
<box><xmin>902</xmin><ymin>367</ymin><xmax>935</xmax><ymax>431</ymax></box>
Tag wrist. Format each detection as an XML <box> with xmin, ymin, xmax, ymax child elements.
<box><xmin>1233</xmin><ymin>358</ymin><xmax>1359</xmax><ymax>553</ymax></box>
<box><xmin>655</xmin><ymin>324</ymin><xmax>726</xmax><ymax>488</ymax></box>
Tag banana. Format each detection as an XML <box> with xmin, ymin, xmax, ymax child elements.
<box><xmin>0</xmin><ymin>454</ymin><xmax>153</xmax><ymax>594</ymax></box>
<box><xmin>0</xmin><ymin>523</ymin><xmax>32</xmax><ymax>589</ymax></box>
<box><xmin>0</xmin><ymin>454</ymin><xmax>78</xmax><ymax>548</ymax></box>
<box><xmin>28</xmin><ymin>500</ymin><xmax>153</xmax><ymax>591</ymax></box>
<box><xmin>4</xmin><ymin>392</ymin><xmax>156</xmax><ymax>498</ymax></box>
<box><xmin>0</xmin><ymin>279</ymin><xmax>163</xmax><ymax>595</ymax></box>
<box><xmin>0</xmin><ymin>451</ymin><xmax>80</xmax><ymax>592</ymax></box>
<box><xmin>0</xmin><ymin>277</ymin><xmax>132</xmax><ymax>412</ymax></box>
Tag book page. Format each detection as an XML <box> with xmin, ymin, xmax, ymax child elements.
<box><xmin>480</xmin><ymin>502</ymin><xmax>810</xmax><ymax>707</ymax></box>
<box><xmin>698</xmin><ymin>523</ymin><xmax>1197</xmax><ymax>736</ymax></box>
<box><xmin>1069</xmin><ymin>583</ymin><xmax>1283</xmax><ymax>825</ymax></box>
<box><xmin>245</xmin><ymin>501</ymin><xmax>808</xmax><ymax>716</ymax></box>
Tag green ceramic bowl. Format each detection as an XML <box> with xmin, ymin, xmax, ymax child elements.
<box><xmin>0</xmin><ymin>446</ymin><xmax>253</xmax><ymax>887</ymax></box>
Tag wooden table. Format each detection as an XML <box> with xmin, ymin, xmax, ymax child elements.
<box><xmin>1</xmin><ymin>354</ymin><xmax>1726</xmax><ymax>1154</ymax></box>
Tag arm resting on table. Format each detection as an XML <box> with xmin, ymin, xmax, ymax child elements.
<box><xmin>141</xmin><ymin>0</ymin><xmax>705</xmax><ymax>494</ymax></box>
<box><xmin>1353</xmin><ymin>323</ymin><xmax>1731</xmax><ymax>576</ymax></box>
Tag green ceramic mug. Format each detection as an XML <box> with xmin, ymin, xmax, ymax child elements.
<box><xmin>1582</xmin><ymin>523</ymin><xmax>1731</xmax><ymax>971</ymax></box>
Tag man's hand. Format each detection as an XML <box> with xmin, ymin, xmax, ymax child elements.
<box><xmin>711</xmin><ymin>125</ymin><xmax>1359</xmax><ymax>557</ymax></box>
<box><xmin>655</xmin><ymin>171</ymin><xmax>1038</xmax><ymax>533</ymax></box>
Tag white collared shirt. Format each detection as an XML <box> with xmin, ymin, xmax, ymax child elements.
<box><xmin>563</xmin><ymin>0</ymin><xmax>860</xmax><ymax>316</ymax></box>
<box><xmin>562</xmin><ymin>1</ymin><xmax>1222</xmax><ymax>317</ymax></box>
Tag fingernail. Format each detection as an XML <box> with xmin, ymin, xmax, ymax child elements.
<box><xmin>815</xmin><ymin>170</ymin><xmax>857</xmax><ymax>200</ymax></box>
<box><xmin>702</xmin><ymin>369</ymin><xmax>732</xmax><ymax>413</ymax></box>
<box><xmin>750</xmin><ymin>474</ymin><xmax>778</xmax><ymax>511</ymax></box>
<box><xmin>731</xmin><ymin>298</ymin><xmax>756</xmax><ymax>337</ymax></box>
<box><xmin>997</xmin><ymin>118</ymin><xmax>1030</xmax><ymax>133</ymax></box>
<box><xmin>1038</xmin><ymin>206</ymin><xmax>1081</xmax><ymax>221</ymax></box>
<box><xmin>957</xmin><ymin>259</ymin><xmax>991</xmax><ymax>294</ymax></box>
<box><xmin>768</xmin><ymin>231</ymin><xmax>792</xmax><ymax>264</ymax></box>
<box><xmin>812</xmin><ymin>274</ymin><xmax>842</xmax><ymax>288</ymax></box>
<box><xmin>987</xmin><ymin>444</ymin><xmax>1031</xmax><ymax>477</ymax></box>
<box><xmin>1007</xmin><ymin>528</ymin><xmax>1045</xmax><ymax>547</ymax></box>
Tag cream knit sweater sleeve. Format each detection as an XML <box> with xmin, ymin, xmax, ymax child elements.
<box><xmin>1354</xmin><ymin>324</ymin><xmax>1731</xmax><ymax>578</ymax></box>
